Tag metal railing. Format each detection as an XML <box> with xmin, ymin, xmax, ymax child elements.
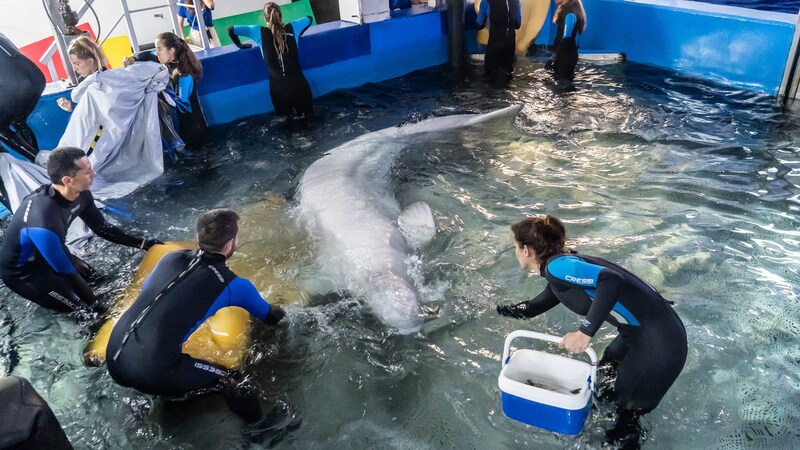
<box><xmin>39</xmin><ymin>0</ymin><xmax>212</xmax><ymax>84</ymax></box>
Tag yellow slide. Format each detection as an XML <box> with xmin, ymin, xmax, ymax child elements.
<box><xmin>475</xmin><ymin>0</ymin><xmax>551</xmax><ymax>55</ymax></box>
<box><xmin>83</xmin><ymin>242</ymin><xmax>252</xmax><ymax>369</ymax></box>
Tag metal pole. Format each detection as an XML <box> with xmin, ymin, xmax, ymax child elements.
<box><xmin>42</xmin><ymin>0</ymin><xmax>78</xmax><ymax>84</ymax></box>
<box><xmin>779</xmin><ymin>13</ymin><xmax>800</xmax><ymax>104</ymax></box>
<box><xmin>166</xmin><ymin>0</ymin><xmax>182</xmax><ymax>38</ymax></box>
<box><xmin>119</xmin><ymin>0</ymin><xmax>140</xmax><ymax>51</ymax></box>
<box><xmin>447</xmin><ymin>0</ymin><xmax>465</xmax><ymax>72</ymax></box>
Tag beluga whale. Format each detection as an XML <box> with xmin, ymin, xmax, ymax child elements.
<box><xmin>298</xmin><ymin>104</ymin><xmax>523</xmax><ymax>334</ymax></box>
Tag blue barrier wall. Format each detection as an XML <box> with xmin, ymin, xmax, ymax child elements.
<box><xmin>580</xmin><ymin>0</ymin><xmax>796</xmax><ymax>93</ymax></box>
<box><xmin>199</xmin><ymin>6</ymin><xmax>447</xmax><ymax>125</ymax></box>
<box><xmin>26</xmin><ymin>6</ymin><xmax>448</xmax><ymax>142</ymax></box>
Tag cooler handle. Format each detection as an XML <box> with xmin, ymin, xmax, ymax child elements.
<box><xmin>501</xmin><ymin>329</ymin><xmax>598</xmax><ymax>392</ymax></box>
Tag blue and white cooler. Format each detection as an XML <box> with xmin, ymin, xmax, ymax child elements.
<box><xmin>498</xmin><ymin>330</ymin><xmax>597</xmax><ymax>435</ymax></box>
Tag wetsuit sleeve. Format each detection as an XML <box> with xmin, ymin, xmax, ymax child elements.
<box><xmin>515</xmin><ymin>0</ymin><xmax>522</xmax><ymax>29</ymax></box>
<box><xmin>579</xmin><ymin>269</ymin><xmax>624</xmax><ymax>336</ymax></box>
<box><xmin>175</xmin><ymin>75</ymin><xmax>194</xmax><ymax>113</ymax></box>
<box><xmin>292</xmin><ymin>16</ymin><xmax>313</xmax><ymax>39</ymax></box>
<box><xmin>22</xmin><ymin>221</ymin><xmax>94</xmax><ymax>302</ymax></box>
<box><xmin>67</xmin><ymin>272</ymin><xmax>95</xmax><ymax>304</ymax></box>
<box><xmin>498</xmin><ymin>284</ymin><xmax>560</xmax><ymax>319</ymax></box>
<box><xmin>78</xmin><ymin>200</ymin><xmax>144</xmax><ymax>249</ymax></box>
<box><xmin>547</xmin><ymin>256</ymin><xmax>624</xmax><ymax>337</ymax></box>
<box><xmin>227</xmin><ymin>277</ymin><xmax>274</xmax><ymax>322</ymax></box>
<box><xmin>563</xmin><ymin>12</ymin><xmax>577</xmax><ymax>37</ymax></box>
<box><xmin>232</xmin><ymin>25</ymin><xmax>262</xmax><ymax>47</ymax></box>
<box><xmin>22</xmin><ymin>228</ymin><xmax>75</xmax><ymax>274</ymax></box>
<box><xmin>476</xmin><ymin>0</ymin><xmax>489</xmax><ymax>29</ymax></box>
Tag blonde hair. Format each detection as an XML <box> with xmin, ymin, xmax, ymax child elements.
<box><xmin>263</xmin><ymin>2</ymin><xmax>287</xmax><ymax>57</ymax></box>
<box><xmin>67</xmin><ymin>36</ymin><xmax>107</xmax><ymax>73</ymax></box>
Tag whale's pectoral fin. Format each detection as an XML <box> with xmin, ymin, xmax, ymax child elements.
<box><xmin>398</xmin><ymin>201</ymin><xmax>436</xmax><ymax>249</ymax></box>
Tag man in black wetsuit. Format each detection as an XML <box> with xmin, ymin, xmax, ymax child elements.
<box><xmin>0</xmin><ymin>147</ymin><xmax>160</xmax><ymax>314</ymax></box>
<box><xmin>476</xmin><ymin>0</ymin><xmax>522</xmax><ymax>82</ymax></box>
<box><xmin>498</xmin><ymin>215</ymin><xmax>687</xmax><ymax>449</ymax></box>
<box><xmin>106</xmin><ymin>209</ymin><xmax>287</xmax><ymax>432</ymax></box>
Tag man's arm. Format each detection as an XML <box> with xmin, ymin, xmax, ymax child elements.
<box><xmin>78</xmin><ymin>195</ymin><xmax>159</xmax><ymax>250</ymax></box>
<box><xmin>227</xmin><ymin>277</ymin><xmax>286</xmax><ymax>324</ymax></box>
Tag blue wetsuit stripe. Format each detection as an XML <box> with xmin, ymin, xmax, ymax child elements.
<box><xmin>175</xmin><ymin>75</ymin><xmax>194</xmax><ymax>113</ymax></box>
<box><xmin>476</xmin><ymin>0</ymin><xmax>489</xmax><ymax>28</ymax></box>
<box><xmin>21</xmin><ymin>227</ymin><xmax>74</xmax><ymax>273</ymax></box>
<box><xmin>547</xmin><ymin>256</ymin><xmax>603</xmax><ymax>288</ymax></box>
<box><xmin>180</xmin><ymin>276</ymin><xmax>270</xmax><ymax>343</ymax></box>
<box><xmin>233</xmin><ymin>25</ymin><xmax>262</xmax><ymax>47</ymax></box>
<box><xmin>228</xmin><ymin>277</ymin><xmax>271</xmax><ymax>320</ymax></box>
<box><xmin>611</xmin><ymin>302</ymin><xmax>640</xmax><ymax>326</ymax></box>
<box><xmin>292</xmin><ymin>17</ymin><xmax>313</xmax><ymax>44</ymax></box>
<box><xmin>564</xmin><ymin>13</ymin><xmax>577</xmax><ymax>38</ymax></box>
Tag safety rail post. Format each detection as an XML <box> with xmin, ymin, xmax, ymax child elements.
<box><xmin>166</xmin><ymin>0</ymin><xmax>182</xmax><ymax>39</ymax></box>
<box><xmin>174</xmin><ymin>1</ymin><xmax>210</xmax><ymax>50</ymax></box>
<box><xmin>779</xmin><ymin>13</ymin><xmax>800</xmax><ymax>105</ymax></box>
<box><xmin>118</xmin><ymin>0</ymin><xmax>140</xmax><ymax>51</ymax></box>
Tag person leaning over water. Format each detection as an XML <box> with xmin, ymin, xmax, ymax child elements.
<box><xmin>227</xmin><ymin>2</ymin><xmax>313</xmax><ymax>119</ymax></box>
<box><xmin>0</xmin><ymin>147</ymin><xmax>161</xmax><ymax>315</ymax></box>
<box><xmin>124</xmin><ymin>32</ymin><xmax>207</xmax><ymax>158</ymax></box>
<box><xmin>496</xmin><ymin>215</ymin><xmax>687</xmax><ymax>449</ymax></box>
<box><xmin>105</xmin><ymin>209</ymin><xmax>288</xmax><ymax>436</ymax></box>
<box><xmin>56</xmin><ymin>36</ymin><xmax>110</xmax><ymax>112</ymax></box>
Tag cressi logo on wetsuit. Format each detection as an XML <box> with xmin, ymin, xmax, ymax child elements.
<box><xmin>106</xmin><ymin>249</ymin><xmax>276</xmax><ymax>396</ymax></box>
<box><xmin>0</xmin><ymin>185</ymin><xmax>144</xmax><ymax>311</ymax></box>
<box><xmin>542</xmin><ymin>253</ymin><xmax>683</xmax><ymax>336</ymax></box>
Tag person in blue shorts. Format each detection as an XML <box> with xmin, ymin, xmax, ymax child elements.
<box><xmin>177</xmin><ymin>0</ymin><xmax>220</xmax><ymax>47</ymax></box>
<box><xmin>106</xmin><ymin>209</ymin><xmax>290</xmax><ymax>437</ymax></box>
<box><xmin>497</xmin><ymin>215</ymin><xmax>687</xmax><ymax>449</ymax></box>
<box><xmin>0</xmin><ymin>147</ymin><xmax>160</xmax><ymax>315</ymax></box>
<box><xmin>227</xmin><ymin>2</ymin><xmax>313</xmax><ymax>118</ymax></box>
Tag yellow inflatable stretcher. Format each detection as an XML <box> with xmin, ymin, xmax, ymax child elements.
<box><xmin>475</xmin><ymin>0</ymin><xmax>550</xmax><ymax>55</ymax></box>
<box><xmin>83</xmin><ymin>242</ymin><xmax>252</xmax><ymax>369</ymax></box>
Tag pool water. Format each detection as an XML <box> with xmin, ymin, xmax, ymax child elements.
<box><xmin>2</xmin><ymin>58</ymin><xmax>800</xmax><ymax>449</ymax></box>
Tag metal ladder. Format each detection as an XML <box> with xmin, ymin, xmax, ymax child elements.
<box><xmin>40</xmin><ymin>0</ymin><xmax>212</xmax><ymax>85</ymax></box>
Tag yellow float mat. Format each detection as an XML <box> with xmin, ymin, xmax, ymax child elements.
<box><xmin>83</xmin><ymin>241</ymin><xmax>252</xmax><ymax>369</ymax></box>
<box><xmin>100</xmin><ymin>35</ymin><xmax>133</xmax><ymax>68</ymax></box>
<box><xmin>475</xmin><ymin>0</ymin><xmax>551</xmax><ymax>55</ymax></box>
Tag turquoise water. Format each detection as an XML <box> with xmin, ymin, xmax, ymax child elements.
<box><xmin>2</xmin><ymin>59</ymin><xmax>800</xmax><ymax>448</ymax></box>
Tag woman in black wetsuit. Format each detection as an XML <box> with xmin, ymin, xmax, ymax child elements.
<box><xmin>546</xmin><ymin>0</ymin><xmax>587</xmax><ymax>80</ymax></box>
<box><xmin>497</xmin><ymin>215</ymin><xmax>687</xmax><ymax>449</ymax></box>
<box><xmin>228</xmin><ymin>2</ymin><xmax>313</xmax><ymax>118</ymax></box>
<box><xmin>0</xmin><ymin>33</ymin><xmax>45</xmax><ymax>160</ymax></box>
